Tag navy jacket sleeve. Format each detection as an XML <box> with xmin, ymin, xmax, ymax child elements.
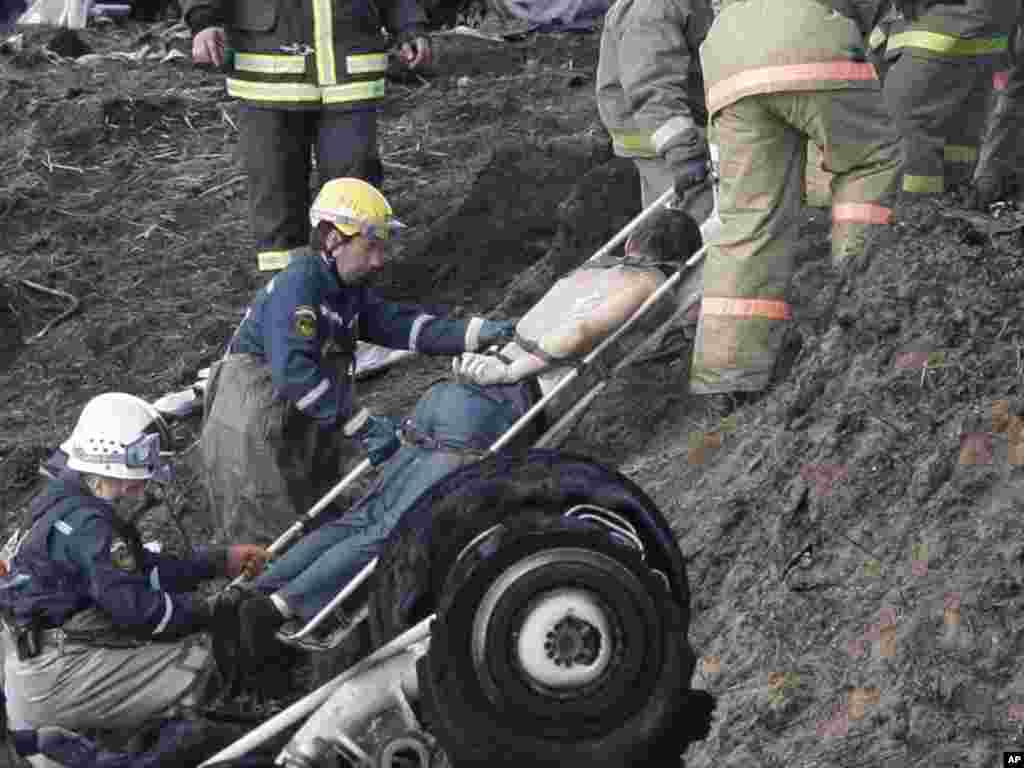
<box><xmin>61</xmin><ymin>514</ymin><xmax>210</xmax><ymax>640</ymax></box>
<box><xmin>360</xmin><ymin>290</ymin><xmax>490</xmax><ymax>356</ymax></box>
<box><xmin>265</xmin><ymin>271</ymin><xmax>355</xmax><ymax>427</ymax></box>
<box><xmin>140</xmin><ymin>547</ymin><xmax>227</xmax><ymax>594</ymax></box>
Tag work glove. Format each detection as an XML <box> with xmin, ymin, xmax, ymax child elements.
<box><xmin>344</xmin><ymin>408</ymin><xmax>401</xmax><ymax>466</ymax></box>
<box><xmin>476</xmin><ymin>318</ymin><xmax>518</xmax><ymax>350</ymax></box>
<box><xmin>226</xmin><ymin>545</ymin><xmax>270</xmax><ymax>580</ymax></box>
<box><xmin>454</xmin><ymin>352</ymin><xmax>511</xmax><ymax>387</ymax></box>
<box><xmin>669</xmin><ymin>144</ymin><xmax>711</xmax><ymax>196</ymax></box>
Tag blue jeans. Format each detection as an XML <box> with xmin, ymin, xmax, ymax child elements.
<box><xmin>253</xmin><ymin>446</ymin><xmax>464</xmax><ymax>622</ymax></box>
<box><xmin>252</xmin><ymin>378</ymin><xmax>540</xmax><ymax>622</ymax></box>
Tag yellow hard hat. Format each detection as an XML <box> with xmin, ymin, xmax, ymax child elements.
<box><xmin>309</xmin><ymin>178</ymin><xmax>406</xmax><ymax>241</ymax></box>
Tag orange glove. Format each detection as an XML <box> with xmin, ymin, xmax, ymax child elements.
<box><xmin>226</xmin><ymin>545</ymin><xmax>270</xmax><ymax>580</ymax></box>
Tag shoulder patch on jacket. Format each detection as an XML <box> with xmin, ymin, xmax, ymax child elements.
<box><xmin>54</xmin><ymin>520</ymin><xmax>74</xmax><ymax>535</ymax></box>
<box><xmin>293</xmin><ymin>306</ymin><xmax>318</xmax><ymax>338</ymax></box>
<box><xmin>110</xmin><ymin>538</ymin><xmax>137</xmax><ymax>572</ymax></box>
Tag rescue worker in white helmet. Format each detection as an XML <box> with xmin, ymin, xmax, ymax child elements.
<box><xmin>201</xmin><ymin>177</ymin><xmax>519</xmax><ymax>544</ymax></box>
<box><xmin>0</xmin><ymin>393</ymin><xmax>268</xmax><ymax>767</ymax></box>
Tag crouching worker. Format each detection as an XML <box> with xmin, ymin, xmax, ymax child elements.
<box><xmin>0</xmin><ymin>393</ymin><xmax>268</xmax><ymax>768</ymax></box>
<box><xmin>230</xmin><ymin>206</ymin><xmax>704</xmax><ymax>668</ymax></box>
<box><xmin>202</xmin><ymin>177</ymin><xmax>518</xmax><ymax>545</ymax></box>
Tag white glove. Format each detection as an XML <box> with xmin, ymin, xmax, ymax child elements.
<box><xmin>453</xmin><ymin>353</ymin><xmax>511</xmax><ymax>387</ymax></box>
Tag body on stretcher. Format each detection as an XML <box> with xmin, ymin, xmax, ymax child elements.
<box><xmin>268</xmin><ymin>186</ymin><xmax>721</xmax><ymax>652</ymax></box>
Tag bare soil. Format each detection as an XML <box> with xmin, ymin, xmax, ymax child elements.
<box><xmin>3</xmin><ymin>15</ymin><xmax>1024</xmax><ymax>768</ymax></box>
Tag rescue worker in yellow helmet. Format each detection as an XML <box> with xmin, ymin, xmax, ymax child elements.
<box><xmin>689</xmin><ymin>0</ymin><xmax>901</xmax><ymax>405</ymax></box>
<box><xmin>183</xmin><ymin>0</ymin><xmax>433</xmax><ymax>273</ymax></box>
<box><xmin>881</xmin><ymin>0</ymin><xmax>1018</xmax><ymax>195</ymax></box>
<box><xmin>201</xmin><ymin>178</ymin><xmax>519</xmax><ymax>544</ymax></box>
<box><xmin>972</xmin><ymin>19</ymin><xmax>1024</xmax><ymax>209</ymax></box>
<box><xmin>595</xmin><ymin>0</ymin><xmax>714</xmax><ymax>213</ymax></box>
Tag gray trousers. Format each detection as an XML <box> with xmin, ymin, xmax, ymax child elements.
<box><xmin>201</xmin><ymin>354</ymin><xmax>351</xmax><ymax>544</ymax></box>
<box><xmin>4</xmin><ymin>630</ymin><xmax>212</xmax><ymax>767</ymax></box>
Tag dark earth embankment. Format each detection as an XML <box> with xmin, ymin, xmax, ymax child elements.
<box><xmin>3</xmin><ymin>15</ymin><xmax>1024</xmax><ymax>768</ymax></box>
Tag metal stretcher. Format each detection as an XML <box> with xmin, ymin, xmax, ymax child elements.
<box><xmin>200</xmin><ymin>181</ymin><xmax>719</xmax><ymax>768</ymax></box>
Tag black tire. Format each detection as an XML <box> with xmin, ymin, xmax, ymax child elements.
<box><xmin>368</xmin><ymin>450</ymin><xmax>692</xmax><ymax>647</ymax></box>
<box><xmin>367</xmin><ymin>451</ymin><xmax>715</xmax><ymax>763</ymax></box>
<box><xmin>419</xmin><ymin>513</ymin><xmax>685</xmax><ymax>767</ymax></box>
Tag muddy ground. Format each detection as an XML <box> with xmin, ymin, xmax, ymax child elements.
<box><xmin>3</xmin><ymin>13</ymin><xmax>1024</xmax><ymax>768</ymax></box>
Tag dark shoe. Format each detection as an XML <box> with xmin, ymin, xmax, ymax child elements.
<box><xmin>238</xmin><ymin>593</ymin><xmax>287</xmax><ymax>668</ymax></box>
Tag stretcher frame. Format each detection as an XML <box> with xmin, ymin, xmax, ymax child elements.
<box><xmin>269</xmin><ymin>184</ymin><xmax>712</xmax><ymax>650</ymax></box>
<box><xmin>201</xmin><ymin>184</ymin><xmax>715</xmax><ymax>766</ymax></box>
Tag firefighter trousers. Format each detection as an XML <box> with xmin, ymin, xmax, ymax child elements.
<box><xmin>884</xmin><ymin>53</ymin><xmax>996</xmax><ymax>194</ymax></box>
<box><xmin>691</xmin><ymin>88</ymin><xmax>899</xmax><ymax>395</ymax></box>
<box><xmin>976</xmin><ymin>32</ymin><xmax>1024</xmax><ymax>184</ymax></box>
<box><xmin>240</xmin><ymin>106</ymin><xmax>382</xmax><ymax>273</ymax></box>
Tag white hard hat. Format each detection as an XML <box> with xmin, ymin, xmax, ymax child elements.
<box><xmin>64</xmin><ymin>393</ymin><xmax>172</xmax><ymax>482</ymax></box>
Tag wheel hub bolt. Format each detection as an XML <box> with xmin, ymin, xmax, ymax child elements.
<box><xmin>543</xmin><ymin>614</ymin><xmax>601</xmax><ymax>667</ymax></box>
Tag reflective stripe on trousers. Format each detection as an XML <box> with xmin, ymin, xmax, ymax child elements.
<box><xmin>691</xmin><ymin>88</ymin><xmax>898</xmax><ymax>395</ymax></box>
<box><xmin>884</xmin><ymin>53</ymin><xmax>995</xmax><ymax>193</ymax></box>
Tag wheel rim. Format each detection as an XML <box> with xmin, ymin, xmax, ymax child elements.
<box><xmin>469</xmin><ymin>545</ymin><xmax>658</xmax><ymax>716</ymax></box>
<box><xmin>515</xmin><ymin>587</ymin><xmax>613</xmax><ymax>688</ymax></box>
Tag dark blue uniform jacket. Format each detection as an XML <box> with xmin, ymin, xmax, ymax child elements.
<box><xmin>0</xmin><ymin>472</ymin><xmax>223</xmax><ymax>641</ymax></box>
<box><xmin>228</xmin><ymin>253</ymin><xmax>480</xmax><ymax>427</ymax></box>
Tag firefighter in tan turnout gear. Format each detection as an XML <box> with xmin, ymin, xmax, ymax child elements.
<box><xmin>882</xmin><ymin>0</ymin><xmax>1017</xmax><ymax>195</ymax></box>
<box><xmin>595</xmin><ymin>0</ymin><xmax>715</xmax><ymax>213</ymax></box>
<box><xmin>690</xmin><ymin>0</ymin><xmax>901</xmax><ymax>401</ymax></box>
<box><xmin>184</xmin><ymin>0</ymin><xmax>433</xmax><ymax>273</ymax></box>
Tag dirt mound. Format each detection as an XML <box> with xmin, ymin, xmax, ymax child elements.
<box><xmin>384</xmin><ymin>136</ymin><xmax>612</xmax><ymax>310</ymax></box>
<box><xmin>496</xmin><ymin>156</ymin><xmax>640</xmax><ymax>315</ymax></box>
<box><xmin>613</xmin><ymin>195</ymin><xmax>1024</xmax><ymax>767</ymax></box>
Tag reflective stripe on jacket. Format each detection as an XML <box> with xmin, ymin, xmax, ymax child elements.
<box><xmin>228</xmin><ymin>253</ymin><xmax>485</xmax><ymax>426</ymax></box>
<box><xmin>884</xmin><ymin>1</ymin><xmax>1015</xmax><ymax>64</ymax></box>
<box><xmin>595</xmin><ymin>0</ymin><xmax>712</xmax><ymax>159</ymax></box>
<box><xmin>182</xmin><ymin>0</ymin><xmax>426</xmax><ymax>109</ymax></box>
<box><xmin>0</xmin><ymin>472</ymin><xmax>221</xmax><ymax>640</ymax></box>
<box><xmin>702</xmin><ymin>0</ymin><xmax>888</xmax><ymax>118</ymax></box>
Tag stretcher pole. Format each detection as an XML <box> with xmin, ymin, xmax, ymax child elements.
<box><xmin>264</xmin><ymin>188</ymin><xmax>684</xmax><ymax>630</ymax></box>
<box><xmin>278</xmin><ymin>556</ymin><xmax>378</xmax><ymax>642</ymax></box>
<box><xmin>232</xmin><ymin>188</ymin><xmax>680</xmax><ymax>588</ymax></box>
<box><xmin>535</xmin><ymin>241</ymin><xmax>711</xmax><ymax>449</ymax></box>
<box><xmin>288</xmin><ymin>270</ymin><xmax>691</xmax><ymax>635</ymax></box>
<box><xmin>228</xmin><ymin>458</ymin><xmax>373</xmax><ymax>588</ymax></box>
<box><xmin>585</xmin><ymin>185</ymin><xmax>677</xmax><ymax>264</ymax></box>
<box><xmin>488</xmin><ymin>239</ymin><xmax>708</xmax><ymax>455</ymax></box>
